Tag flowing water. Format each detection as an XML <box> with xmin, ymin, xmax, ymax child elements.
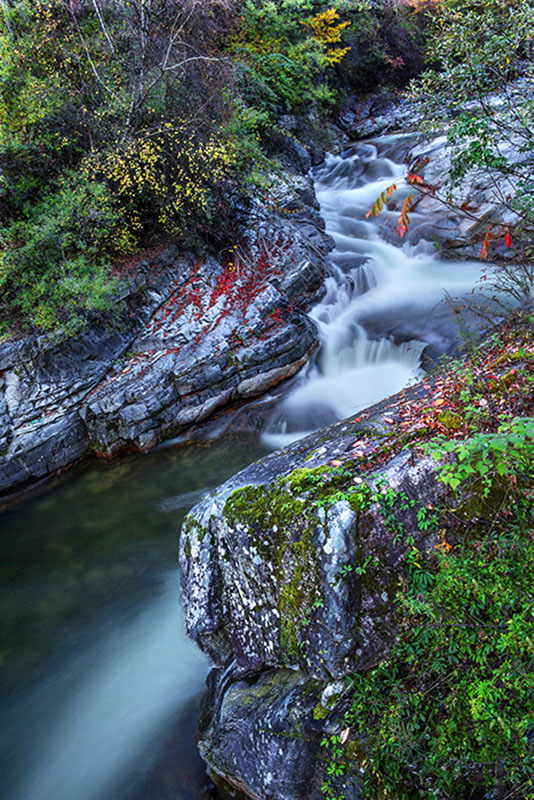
<box><xmin>0</xmin><ymin>135</ymin><xmax>482</xmax><ymax>800</ymax></box>
<box><xmin>0</xmin><ymin>437</ymin><xmax>270</xmax><ymax>800</ymax></box>
<box><xmin>263</xmin><ymin>136</ymin><xmax>482</xmax><ymax>447</ymax></box>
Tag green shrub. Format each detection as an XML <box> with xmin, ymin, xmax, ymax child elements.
<box><xmin>336</xmin><ymin>417</ymin><xmax>534</xmax><ymax>799</ymax></box>
<box><xmin>0</xmin><ymin>172</ymin><xmax>129</xmax><ymax>335</ymax></box>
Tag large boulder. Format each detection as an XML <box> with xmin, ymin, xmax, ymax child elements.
<box><xmin>180</xmin><ymin>425</ymin><xmax>444</xmax><ymax>679</ymax></box>
<box><xmin>197</xmin><ymin>664</ymin><xmax>363</xmax><ymax>800</ymax></box>
<box><xmin>179</xmin><ymin>381</ymin><xmax>452</xmax><ymax>800</ymax></box>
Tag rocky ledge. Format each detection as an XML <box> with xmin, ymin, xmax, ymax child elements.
<box><xmin>0</xmin><ymin>143</ymin><xmax>333</xmax><ymax>500</ymax></box>
<box><xmin>179</xmin><ymin>317</ymin><xmax>534</xmax><ymax>800</ymax></box>
<box><xmin>179</xmin><ymin>381</ymin><xmax>450</xmax><ymax>800</ymax></box>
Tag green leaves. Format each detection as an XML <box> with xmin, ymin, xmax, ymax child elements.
<box><xmin>428</xmin><ymin>416</ymin><xmax>534</xmax><ymax>497</ymax></box>
<box><xmin>344</xmin><ymin>523</ymin><xmax>534</xmax><ymax>799</ymax></box>
<box><xmin>408</xmin><ymin>0</ymin><xmax>534</xmax><ymax>271</ymax></box>
<box><xmin>0</xmin><ymin>171</ymin><xmax>125</xmax><ymax>334</ymax></box>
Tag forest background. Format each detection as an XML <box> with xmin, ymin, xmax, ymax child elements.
<box><xmin>2</xmin><ymin>0</ymin><xmax>531</xmax><ymax>339</ymax></box>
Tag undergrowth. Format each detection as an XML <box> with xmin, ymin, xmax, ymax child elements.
<box><xmin>318</xmin><ymin>311</ymin><xmax>534</xmax><ymax>800</ymax></box>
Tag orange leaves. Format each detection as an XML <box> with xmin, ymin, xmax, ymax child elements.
<box><xmin>480</xmin><ymin>225</ymin><xmax>513</xmax><ymax>259</ymax></box>
<box><xmin>364</xmin><ymin>155</ymin><xmax>432</xmax><ymax>238</ymax></box>
<box><xmin>397</xmin><ymin>194</ymin><xmax>413</xmax><ymax>239</ymax></box>
<box><xmin>366</xmin><ymin>183</ymin><xmax>396</xmax><ymax>219</ymax></box>
<box><xmin>407</xmin><ymin>172</ymin><xmax>424</xmax><ymax>185</ymax></box>
<box><xmin>480</xmin><ymin>226</ymin><xmax>492</xmax><ymax>260</ymax></box>
<box><xmin>365</xmin><ymin>183</ymin><xmax>414</xmax><ymax>239</ymax></box>
<box><xmin>406</xmin><ymin>157</ymin><xmax>428</xmax><ymax>187</ymax></box>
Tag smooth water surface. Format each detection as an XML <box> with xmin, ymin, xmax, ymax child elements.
<box><xmin>0</xmin><ymin>435</ymin><xmax>269</xmax><ymax>800</ymax></box>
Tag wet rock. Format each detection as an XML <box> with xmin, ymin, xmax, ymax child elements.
<box><xmin>338</xmin><ymin>92</ymin><xmax>417</xmax><ymax>138</ymax></box>
<box><xmin>0</xmin><ymin>413</ymin><xmax>87</xmax><ymax>495</ymax></box>
<box><xmin>180</xmin><ymin>410</ymin><xmax>445</xmax><ymax>681</ymax></box>
<box><xmin>180</xmin><ymin>385</ymin><xmax>450</xmax><ymax>798</ymax></box>
<box><xmin>0</xmin><ymin>160</ymin><xmax>333</xmax><ymax>500</ymax></box>
<box><xmin>198</xmin><ymin>664</ymin><xmax>362</xmax><ymax>800</ymax></box>
<box><xmin>407</xmin><ymin>134</ymin><xmax>528</xmax><ymax>260</ymax></box>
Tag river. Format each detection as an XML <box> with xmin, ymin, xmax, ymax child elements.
<box><xmin>0</xmin><ymin>134</ymin><xmax>482</xmax><ymax>800</ymax></box>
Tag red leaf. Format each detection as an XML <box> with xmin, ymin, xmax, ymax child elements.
<box><xmin>505</xmin><ymin>228</ymin><xmax>512</xmax><ymax>248</ymax></box>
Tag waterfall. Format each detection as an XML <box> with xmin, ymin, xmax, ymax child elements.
<box><xmin>263</xmin><ymin>138</ymin><xmax>482</xmax><ymax>449</ymax></box>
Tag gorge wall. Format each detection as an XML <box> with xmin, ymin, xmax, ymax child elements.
<box><xmin>0</xmin><ymin>134</ymin><xmax>334</xmax><ymax>500</ymax></box>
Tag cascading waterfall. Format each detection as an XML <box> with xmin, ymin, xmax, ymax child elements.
<box><xmin>263</xmin><ymin>137</ymin><xmax>482</xmax><ymax>448</ymax></box>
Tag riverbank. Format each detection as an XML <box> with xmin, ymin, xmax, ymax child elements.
<box><xmin>181</xmin><ymin>307</ymin><xmax>534</xmax><ymax>800</ymax></box>
<box><xmin>0</xmin><ymin>134</ymin><xmax>335</xmax><ymax>501</ymax></box>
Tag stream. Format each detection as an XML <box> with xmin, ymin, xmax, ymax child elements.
<box><xmin>0</xmin><ymin>134</ymin><xmax>482</xmax><ymax>800</ymax></box>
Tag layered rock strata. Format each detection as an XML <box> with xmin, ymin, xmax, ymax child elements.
<box><xmin>0</xmin><ymin>157</ymin><xmax>333</xmax><ymax>499</ymax></box>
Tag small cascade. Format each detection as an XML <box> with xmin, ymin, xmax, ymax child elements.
<box><xmin>263</xmin><ymin>138</ymin><xmax>482</xmax><ymax>449</ymax></box>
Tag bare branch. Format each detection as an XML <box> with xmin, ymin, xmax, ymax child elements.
<box><xmin>0</xmin><ymin>0</ymin><xmax>14</xmax><ymax>37</ymax></box>
<box><xmin>90</xmin><ymin>0</ymin><xmax>116</xmax><ymax>54</ymax></box>
<box><xmin>61</xmin><ymin>0</ymin><xmax>122</xmax><ymax>106</ymax></box>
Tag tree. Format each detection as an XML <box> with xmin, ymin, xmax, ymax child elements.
<box><xmin>0</xmin><ymin>0</ymin><xmax>241</xmax><ymax>335</ymax></box>
<box><xmin>410</xmin><ymin>0</ymin><xmax>534</xmax><ymax>252</ymax></box>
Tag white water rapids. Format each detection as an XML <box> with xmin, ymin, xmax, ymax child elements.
<box><xmin>263</xmin><ymin>137</ymin><xmax>482</xmax><ymax>448</ymax></box>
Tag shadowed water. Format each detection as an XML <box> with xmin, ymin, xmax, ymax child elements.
<box><xmin>0</xmin><ymin>436</ymin><xmax>269</xmax><ymax>800</ymax></box>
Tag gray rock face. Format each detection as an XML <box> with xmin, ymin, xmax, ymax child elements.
<box><xmin>338</xmin><ymin>93</ymin><xmax>417</xmax><ymax>139</ymax></box>
<box><xmin>180</xmin><ymin>391</ymin><xmax>450</xmax><ymax>800</ymax></box>
<box><xmin>181</xmin><ymin>435</ymin><xmax>443</xmax><ymax>679</ymax></box>
<box><xmin>407</xmin><ymin>134</ymin><xmax>527</xmax><ymax>260</ymax></box>
<box><xmin>198</xmin><ymin>664</ymin><xmax>362</xmax><ymax>800</ymax></box>
<box><xmin>0</xmin><ymin>169</ymin><xmax>333</xmax><ymax>499</ymax></box>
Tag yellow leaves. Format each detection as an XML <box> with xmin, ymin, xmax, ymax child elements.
<box><xmin>301</xmin><ymin>7</ymin><xmax>350</xmax><ymax>66</ymax></box>
<box><xmin>325</xmin><ymin>45</ymin><xmax>351</xmax><ymax>66</ymax></box>
<box><xmin>397</xmin><ymin>194</ymin><xmax>413</xmax><ymax>239</ymax></box>
<box><xmin>365</xmin><ymin>183</ymin><xmax>397</xmax><ymax>218</ymax></box>
<box><xmin>98</xmin><ymin>123</ymin><xmax>235</xmax><ymax>236</ymax></box>
<box><xmin>304</xmin><ymin>8</ymin><xmax>350</xmax><ymax>44</ymax></box>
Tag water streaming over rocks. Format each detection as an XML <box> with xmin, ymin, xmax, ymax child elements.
<box><xmin>263</xmin><ymin>136</ymin><xmax>481</xmax><ymax>448</ymax></box>
<box><xmin>0</xmin><ymin>135</ymin><xmax>484</xmax><ymax>800</ymax></box>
